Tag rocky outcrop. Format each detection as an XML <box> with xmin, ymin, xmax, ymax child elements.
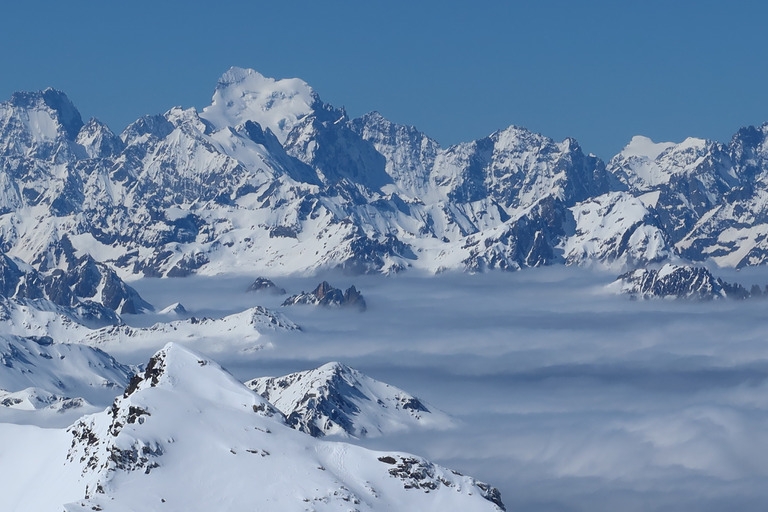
<box><xmin>246</xmin><ymin>362</ymin><xmax>452</xmax><ymax>438</ymax></box>
<box><xmin>246</xmin><ymin>277</ymin><xmax>286</xmax><ymax>294</ymax></box>
<box><xmin>611</xmin><ymin>264</ymin><xmax>750</xmax><ymax>300</ymax></box>
<box><xmin>0</xmin><ymin>252</ymin><xmax>152</xmax><ymax>323</ymax></box>
<box><xmin>282</xmin><ymin>281</ymin><xmax>367</xmax><ymax>311</ymax></box>
<box><xmin>59</xmin><ymin>343</ymin><xmax>505</xmax><ymax>511</ymax></box>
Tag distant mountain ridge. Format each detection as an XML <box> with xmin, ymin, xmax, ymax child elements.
<box><xmin>2</xmin><ymin>67</ymin><xmax>768</xmax><ymax>277</ymax></box>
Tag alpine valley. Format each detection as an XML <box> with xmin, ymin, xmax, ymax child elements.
<box><xmin>4</xmin><ymin>68</ymin><xmax>768</xmax><ymax>511</ymax></box>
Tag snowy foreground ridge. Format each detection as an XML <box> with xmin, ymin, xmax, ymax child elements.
<box><xmin>3</xmin><ymin>67</ymin><xmax>768</xmax><ymax>277</ymax></box>
<box><xmin>0</xmin><ymin>343</ymin><xmax>505</xmax><ymax>511</ymax></box>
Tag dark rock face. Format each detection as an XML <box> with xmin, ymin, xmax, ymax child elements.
<box><xmin>378</xmin><ymin>455</ymin><xmax>506</xmax><ymax>510</ymax></box>
<box><xmin>282</xmin><ymin>282</ymin><xmax>367</xmax><ymax>311</ymax></box>
<box><xmin>246</xmin><ymin>277</ymin><xmax>286</xmax><ymax>294</ymax></box>
<box><xmin>614</xmin><ymin>265</ymin><xmax>750</xmax><ymax>300</ymax></box>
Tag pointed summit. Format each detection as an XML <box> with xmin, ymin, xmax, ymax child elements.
<box><xmin>0</xmin><ymin>88</ymin><xmax>84</xmax><ymax>157</ymax></box>
<box><xmin>59</xmin><ymin>344</ymin><xmax>504</xmax><ymax>511</ymax></box>
<box><xmin>5</xmin><ymin>88</ymin><xmax>84</xmax><ymax>140</ymax></box>
<box><xmin>201</xmin><ymin>67</ymin><xmax>318</xmax><ymax>143</ymax></box>
<box><xmin>246</xmin><ymin>361</ymin><xmax>453</xmax><ymax>438</ymax></box>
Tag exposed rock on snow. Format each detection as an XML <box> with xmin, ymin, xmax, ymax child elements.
<box><xmin>610</xmin><ymin>264</ymin><xmax>749</xmax><ymax>300</ymax></box>
<box><xmin>246</xmin><ymin>362</ymin><xmax>453</xmax><ymax>438</ymax></box>
<box><xmin>246</xmin><ymin>276</ymin><xmax>286</xmax><ymax>294</ymax></box>
<box><xmin>0</xmin><ymin>251</ymin><xmax>152</xmax><ymax>323</ymax></box>
<box><xmin>282</xmin><ymin>281</ymin><xmax>367</xmax><ymax>311</ymax></box>
<box><xmin>56</xmin><ymin>343</ymin><xmax>505</xmax><ymax>511</ymax></box>
<box><xmin>0</xmin><ymin>387</ymin><xmax>89</xmax><ymax>412</ymax></box>
<box><xmin>3</xmin><ymin>71</ymin><xmax>768</xmax><ymax>277</ymax></box>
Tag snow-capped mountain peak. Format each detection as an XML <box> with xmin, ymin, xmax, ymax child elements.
<box><xmin>0</xmin><ymin>88</ymin><xmax>84</xmax><ymax>158</ymax></box>
<box><xmin>201</xmin><ymin>66</ymin><xmax>318</xmax><ymax>143</ymax></box>
<box><xmin>619</xmin><ymin>135</ymin><xmax>676</xmax><ymax>161</ymax></box>
<box><xmin>57</xmin><ymin>344</ymin><xmax>504</xmax><ymax>511</ymax></box>
<box><xmin>246</xmin><ymin>361</ymin><xmax>454</xmax><ymax>438</ymax></box>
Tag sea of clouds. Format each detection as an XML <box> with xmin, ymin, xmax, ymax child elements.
<box><xmin>121</xmin><ymin>266</ymin><xmax>768</xmax><ymax>511</ymax></box>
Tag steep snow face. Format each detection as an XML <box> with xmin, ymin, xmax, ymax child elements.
<box><xmin>201</xmin><ymin>66</ymin><xmax>318</xmax><ymax>143</ymax></box>
<box><xmin>246</xmin><ymin>362</ymin><xmax>454</xmax><ymax>438</ymax></box>
<box><xmin>608</xmin><ymin>264</ymin><xmax>749</xmax><ymax>300</ymax></box>
<box><xmin>609</xmin><ymin>136</ymin><xmax>735</xmax><ymax>191</ymax></box>
<box><xmin>0</xmin><ymin>88</ymin><xmax>83</xmax><ymax>158</ymax></box>
<box><xmin>432</xmin><ymin>127</ymin><xmax>610</xmax><ymax>212</ymax></box>
<box><xmin>609</xmin><ymin>136</ymin><xmax>677</xmax><ymax>189</ymax></box>
<box><xmin>75</xmin><ymin>118</ymin><xmax>124</xmax><ymax>159</ymax></box>
<box><xmin>563</xmin><ymin>192</ymin><xmax>671</xmax><ymax>269</ymax></box>
<box><xmin>0</xmin><ymin>335</ymin><xmax>131</xmax><ymax>405</ymax></box>
<box><xmin>609</xmin><ymin>135</ymin><xmax>739</xmax><ymax>246</ymax></box>
<box><xmin>349</xmin><ymin>111</ymin><xmax>440</xmax><ymax>197</ymax></box>
<box><xmin>55</xmin><ymin>343</ymin><xmax>504</xmax><ymax>512</ymax></box>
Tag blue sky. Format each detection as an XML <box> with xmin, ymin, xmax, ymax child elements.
<box><xmin>2</xmin><ymin>0</ymin><xmax>767</xmax><ymax>158</ymax></box>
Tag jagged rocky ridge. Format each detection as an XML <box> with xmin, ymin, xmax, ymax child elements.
<box><xmin>282</xmin><ymin>281</ymin><xmax>367</xmax><ymax>310</ymax></box>
<box><xmin>58</xmin><ymin>343</ymin><xmax>505</xmax><ymax>511</ymax></box>
<box><xmin>246</xmin><ymin>362</ymin><xmax>453</xmax><ymax>438</ymax></box>
<box><xmin>0</xmin><ymin>249</ymin><xmax>152</xmax><ymax>325</ymax></box>
<box><xmin>3</xmin><ymin>68</ymin><xmax>768</xmax><ymax>276</ymax></box>
<box><xmin>610</xmin><ymin>264</ymin><xmax>751</xmax><ymax>300</ymax></box>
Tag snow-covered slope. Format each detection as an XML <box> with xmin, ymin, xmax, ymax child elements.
<box><xmin>82</xmin><ymin>306</ymin><xmax>299</xmax><ymax>353</ymax></box>
<box><xmin>201</xmin><ymin>66</ymin><xmax>318</xmax><ymax>144</ymax></box>
<box><xmin>0</xmin><ymin>334</ymin><xmax>131</xmax><ymax>405</ymax></box>
<box><xmin>5</xmin><ymin>69</ymin><xmax>768</xmax><ymax>276</ymax></box>
<box><xmin>0</xmin><ymin>387</ymin><xmax>89</xmax><ymax>412</ymax></box>
<box><xmin>246</xmin><ymin>362</ymin><xmax>454</xmax><ymax>438</ymax></box>
<box><xmin>0</xmin><ymin>343</ymin><xmax>505</xmax><ymax>511</ymax></box>
<box><xmin>563</xmin><ymin>192</ymin><xmax>671</xmax><ymax>268</ymax></box>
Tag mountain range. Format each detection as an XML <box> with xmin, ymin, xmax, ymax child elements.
<box><xmin>3</xmin><ymin>67</ymin><xmax>768</xmax><ymax>279</ymax></box>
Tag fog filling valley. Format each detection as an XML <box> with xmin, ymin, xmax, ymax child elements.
<box><xmin>96</xmin><ymin>267</ymin><xmax>768</xmax><ymax>511</ymax></box>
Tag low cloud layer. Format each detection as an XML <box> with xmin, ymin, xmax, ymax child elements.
<box><xmin>128</xmin><ymin>267</ymin><xmax>768</xmax><ymax>511</ymax></box>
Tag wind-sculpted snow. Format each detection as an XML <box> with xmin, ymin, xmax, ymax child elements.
<box><xmin>246</xmin><ymin>362</ymin><xmax>453</xmax><ymax>438</ymax></box>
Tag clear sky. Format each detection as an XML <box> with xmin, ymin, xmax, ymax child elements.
<box><xmin>2</xmin><ymin>0</ymin><xmax>768</xmax><ymax>159</ymax></box>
